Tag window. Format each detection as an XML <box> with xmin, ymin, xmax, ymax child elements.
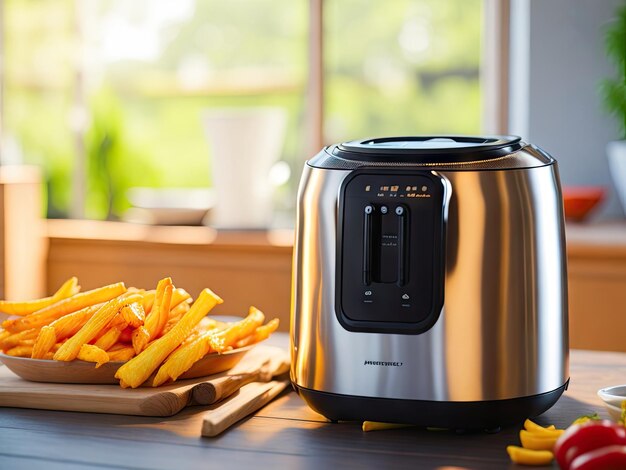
<box><xmin>324</xmin><ymin>0</ymin><xmax>482</xmax><ymax>142</ymax></box>
<box><xmin>2</xmin><ymin>0</ymin><xmax>484</xmax><ymax>224</ymax></box>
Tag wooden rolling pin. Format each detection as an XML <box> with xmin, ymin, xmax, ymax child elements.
<box><xmin>201</xmin><ymin>379</ymin><xmax>289</xmax><ymax>437</ymax></box>
<box><xmin>191</xmin><ymin>357</ymin><xmax>290</xmax><ymax>405</ymax></box>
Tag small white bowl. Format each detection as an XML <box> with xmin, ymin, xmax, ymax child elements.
<box><xmin>598</xmin><ymin>385</ymin><xmax>626</xmax><ymax>407</ymax></box>
<box><xmin>603</xmin><ymin>402</ymin><xmax>623</xmax><ymax>422</ymax></box>
<box><xmin>597</xmin><ymin>385</ymin><xmax>626</xmax><ymax>422</ymax></box>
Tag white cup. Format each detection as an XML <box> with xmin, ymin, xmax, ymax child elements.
<box><xmin>202</xmin><ymin>107</ymin><xmax>287</xmax><ymax>229</ymax></box>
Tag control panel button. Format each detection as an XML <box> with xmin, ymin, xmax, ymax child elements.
<box><xmin>380</xmin><ymin>205</ymin><xmax>388</xmax><ymax>214</ymax></box>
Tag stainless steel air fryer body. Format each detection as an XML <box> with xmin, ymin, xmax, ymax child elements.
<box><xmin>290</xmin><ymin>135</ymin><xmax>569</xmax><ymax>429</ymax></box>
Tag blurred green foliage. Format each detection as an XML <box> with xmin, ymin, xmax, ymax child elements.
<box><xmin>601</xmin><ymin>3</ymin><xmax>626</xmax><ymax>139</ymax></box>
<box><xmin>3</xmin><ymin>0</ymin><xmax>481</xmax><ymax>220</ymax></box>
<box><xmin>326</xmin><ymin>0</ymin><xmax>481</xmax><ymax>140</ymax></box>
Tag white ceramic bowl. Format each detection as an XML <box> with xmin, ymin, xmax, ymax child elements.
<box><xmin>603</xmin><ymin>402</ymin><xmax>623</xmax><ymax>422</ymax></box>
<box><xmin>597</xmin><ymin>385</ymin><xmax>626</xmax><ymax>422</ymax></box>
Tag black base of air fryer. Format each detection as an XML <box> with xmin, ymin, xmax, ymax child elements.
<box><xmin>294</xmin><ymin>379</ymin><xmax>569</xmax><ymax>430</ymax></box>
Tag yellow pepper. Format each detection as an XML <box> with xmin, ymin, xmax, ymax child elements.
<box><xmin>361</xmin><ymin>421</ymin><xmax>414</xmax><ymax>432</ymax></box>
<box><xmin>523</xmin><ymin>418</ymin><xmax>563</xmax><ymax>436</ymax></box>
<box><xmin>571</xmin><ymin>412</ymin><xmax>600</xmax><ymax>426</ymax></box>
<box><xmin>507</xmin><ymin>446</ymin><xmax>554</xmax><ymax>466</ymax></box>
<box><xmin>519</xmin><ymin>429</ymin><xmax>559</xmax><ymax>451</ymax></box>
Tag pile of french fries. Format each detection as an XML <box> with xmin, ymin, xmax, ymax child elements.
<box><xmin>0</xmin><ymin>277</ymin><xmax>279</xmax><ymax>388</ymax></box>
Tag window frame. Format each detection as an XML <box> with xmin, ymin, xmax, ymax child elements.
<box><xmin>306</xmin><ymin>0</ymin><xmax>511</xmax><ymax>152</ymax></box>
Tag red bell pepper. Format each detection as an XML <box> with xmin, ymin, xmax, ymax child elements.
<box><xmin>569</xmin><ymin>445</ymin><xmax>626</xmax><ymax>470</ymax></box>
<box><xmin>554</xmin><ymin>420</ymin><xmax>626</xmax><ymax>470</ymax></box>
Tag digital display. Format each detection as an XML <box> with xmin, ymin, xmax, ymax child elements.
<box><xmin>369</xmin><ymin>183</ymin><xmax>431</xmax><ymax>198</ymax></box>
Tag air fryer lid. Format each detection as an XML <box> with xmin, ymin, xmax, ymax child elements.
<box><xmin>335</xmin><ymin>135</ymin><xmax>522</xmax><ymax>163</ymax></box>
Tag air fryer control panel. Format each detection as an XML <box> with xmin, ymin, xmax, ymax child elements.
<box><xmin>336</xmin><ymin>169</ymin><xmax>447</xmax><ymax>334</ymax></box>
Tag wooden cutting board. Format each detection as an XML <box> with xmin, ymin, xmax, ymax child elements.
<box><xmin>0</xmin><ymin>345</ymin><xmax>289</xmax><ymax>417</ymax></box>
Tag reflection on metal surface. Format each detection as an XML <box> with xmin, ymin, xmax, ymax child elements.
<box><xmin>291</xmin><ymin>162</ymin><xmax>568</xmax><ymax>402</ymax></box>
<box><xmin>444</xmin><ymin>172</ymin><xmax>485</xmax><ymax>400</ymax></box>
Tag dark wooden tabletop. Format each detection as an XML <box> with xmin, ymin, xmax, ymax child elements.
<box><xmin>0</xmin><ymin>334</ymin><xmax>624</xmax><ymax>470</ymax></box>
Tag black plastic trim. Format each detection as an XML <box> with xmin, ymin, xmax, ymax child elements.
<box><xmin>308</xmin><ymin>156</ymin><xmax>557</xmax><ymax>173</ymax></box>
<box><xmin>295</xmin><ymin>380</ymin><xmax>570</xmax><ymax>429</ymax></box>
<box><xmin>335</xmin><ymin>135</ymin><xmax>523</xmax><ymax>163</ymax></box>
<box><xmin>334</xmin><ymin>168</ymin><xmax>447</xmax><ymax>335</ymax></box>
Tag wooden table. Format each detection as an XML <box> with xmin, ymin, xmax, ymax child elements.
<box><xmin>0</xmin><ymin>335</ymin><xmax>624</xmax><ymax>469</ymax></box>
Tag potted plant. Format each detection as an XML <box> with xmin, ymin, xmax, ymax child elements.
<box><xmin>603</xmin><ymin>4</ymin><xmax>626</xmax><ymax>214</ymax></box>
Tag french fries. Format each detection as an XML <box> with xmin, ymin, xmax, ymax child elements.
<box><xmin>2</xmin><ymin>282</ymin><xmax>127</xmax><ymax>333</ymax></box>
<box><xmin>0</xmin><ymin>277</ymin><xmax>80</xmax><ymax>316</ymax></box>
<box><xmin>50</xmin><ymin>303</ymin><xmax>103</xmax><ymax>340</ymax></box>
<box><xmin>132</xmin><ymin>278</ymin><xmax>172</xmax><ymax>353</ymax></box>
<box><xmin>115</xmin><ymin>288</ymin><xmax>223</xmax><ymax>388</ymax></box>
<box><xmin>208</xmin><ymin>306</ymin><xmax>265</xmax><ymax>353</ymax></box>
<box><xmin>153</xmin><ymin>325</ymin><xmax>223</xmax><ymax>386</ymax></box>
<box><xmin>77</xmin><ymin>344</ymin><xmax>109</xmax><ymax>368</ymax></box>
<box><xmin>94</xmin><ymin>325</ymin><xmax>124</xmax><ymax>351</ymax></box>
<box><xmin>54</xmin><ymin>293</ymin><xmax>143</xmax><ymax>361</ymax></box>
<box><xmin>6</xmin><ymin>345</ymin><xmax>33</xmax><ymax>357</ymax></box>
<box><xmin>162</xmin><ymin>301</ymin><xmax>191</xmax><ymax>335</ymax></box>
<box><xmin>0</xmin><ymin>277</ymin><xmax>280</xmax><ymax>388</ymax></box>
<box><xmin>107</xmin><ymin>345</ymin><xmax>136</xmax><ymax>362</ymax></box>
<box><xmin>0</xmin><ymin>328</ymin><xmax>39</xmax><ymax>350</ymax></box>
<box><xmin>142</xmin><ymin>290</ymin><xmax>156</xmax><ymax>313</ymax></box>
<box><xmin>131</xmin><ymin>326</ymin><xmax>150</xmax><ymax>355</ymax></box>
<box><xmin>145</xmin><ymin>277</ymin><xmax>173</xmax><ymax>338</ymax></box>
<box><xmin>31</xmin><ymin>326</ymin><xmax>56</xmax><ymax>359</ymax></box>
<box><xmin>152</xmin><ymin>309</ymin><xmax>267</xmax><ymax>387</ymax></box>
<box><xmin>235</xmin><ymin>318</ymin><xmax>280</xmax><ymax>349</ymax></box>
<box><xmin>121</xmin><ymin>303</ymin><xmax>145</xmax><ymax>328</ymax></box>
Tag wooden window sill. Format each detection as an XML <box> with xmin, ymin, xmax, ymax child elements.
<box><xmin>46</xmin><ymin>219</ymin><xmax>294</xmax><ymax>250</ymax></box>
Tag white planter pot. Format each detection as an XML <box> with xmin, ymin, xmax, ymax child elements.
<box><xmin>202</xmin><ymin>107</ymin><xmax>287</xmax><ymax>229</ymax></box>
<box><xmin>607</xmin><ymin>140</ymin><xmax>626</xmax><ymax>215</ymax></box>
